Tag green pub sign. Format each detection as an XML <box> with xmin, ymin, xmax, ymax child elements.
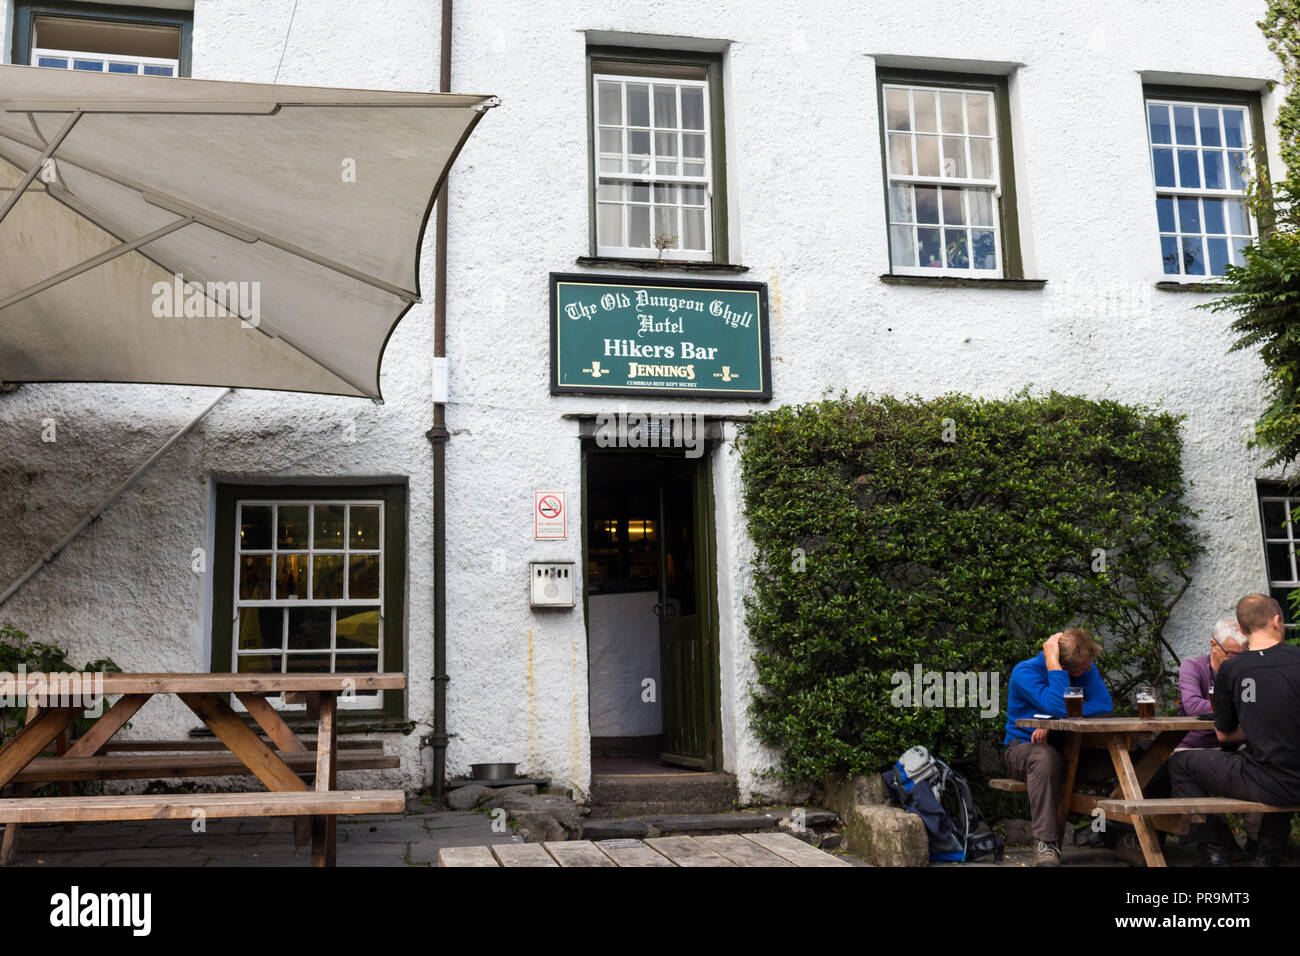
<box><xmin>550</xmin><ymin>273</ymin><xmax>771</xmax><ymax>399</ymax></box>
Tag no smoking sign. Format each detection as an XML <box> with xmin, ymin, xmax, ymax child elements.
<box><xmin>534</xmin><ymin>491</ymin><xmax>566</xmax><ymax>540</ymax></box>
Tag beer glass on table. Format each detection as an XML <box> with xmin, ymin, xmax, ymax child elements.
<box><xmin>1136</xmin><ymin>685</ymin><xmax>1156</xmax><ymax>719</ymax></box>
<box><xmin>1065</xmin><ymin>686</ymin><xmax>1084</xmax><ymax>718</ymax></box>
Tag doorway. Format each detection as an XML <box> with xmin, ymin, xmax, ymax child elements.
<box><xmin>584</xmin><ymin>449</ymin><xmax>718</xmax><ymax>773</ymax></box>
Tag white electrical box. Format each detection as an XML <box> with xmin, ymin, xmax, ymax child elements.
<box><xmin>530</xmin><ymin>561</ymin><xmax>576</xmax><ymax>608</ymax></box>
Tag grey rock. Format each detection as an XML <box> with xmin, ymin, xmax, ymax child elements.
<box><xmin>445</xmin><ymin>784</ymin><xmax>490</xmax><ymax>810</ymax></box>
<box><xmin>512</xmin><ymin>811</ymin><xmax>568</xmax><ymax>843</ymax></box>
<box><xmin>489</xmin><ymin>793</ymin><xmax>582</xmax><ymax>835</ymax></box>
<box><xmin>846</xmin><ymin>805</ymin><xmax>929</xmax><ymax>867</ymax></box>
<box><xmin>477</xmin><ymin>784</ymin><xmax>540</xmax><ymax>808</ymax></box>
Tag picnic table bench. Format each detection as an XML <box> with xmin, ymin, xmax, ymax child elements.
<box><xmin>0</xmin><ymin>672</ymin><xmax>406</xmax><ymax>866</ymax></box>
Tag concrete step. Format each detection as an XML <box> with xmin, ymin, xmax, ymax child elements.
<box><xmin>588</xmin><ymin>771</ymin><xmax>739</xmax><ymax>817</ymax></box>
<box><xmin>583</xmin><ymin>807</ymin><xmax>839</xmax><ymax>840</ymax></box>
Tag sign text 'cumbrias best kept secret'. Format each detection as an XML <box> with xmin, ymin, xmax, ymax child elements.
<box><xmin>550</xmin><ymin>274</ymin><xmax>771</xmax><ymax>399</ymax></box>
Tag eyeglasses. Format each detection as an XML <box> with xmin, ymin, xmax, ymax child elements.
<box><xmin>1212</xmin><ymin>638</ymin><xmax>1243</xmax><ymax>657</ymax></box>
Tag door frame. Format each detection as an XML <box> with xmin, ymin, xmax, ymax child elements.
<box><xmin>580</xmin><ymin>437</ymin><xmax>724</xmax><ymax>772</ymax></box>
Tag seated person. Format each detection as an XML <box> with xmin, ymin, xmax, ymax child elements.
<box><xmin>1176</xmin><ymin>616</ymin><xmax>1247</xmax><ymax>750</ymax></box>
<box><xmin>1170</xmin><ymin>593</ymin><xmax>1300</xmax><ymax>866</ymax></box>
<box><xmin>1004</xmin><ymin>628</ymin><xmax>1113</xmax><ymax>866</ymax></box>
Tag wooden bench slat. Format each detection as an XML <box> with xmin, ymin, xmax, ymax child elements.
<box><xmin>0</xmin><ymin>673</ymin><xmax>406</xmax><ymax>695</ymax></box>
<box><xmin>438</xmin><ymin>845</ymin><xmax>501</xmax><ymax>867</ymax></box>
<box><xmin>989</xmin><ymin>778</ymin><xmax>1028</xmax><ymax>793</ymax></box>
<box><xmin>96</xmin><ymin>739</ymin><xmax>384</xmax><ymax>753</ymax></box>
<box><xmin>490</xmin><ymin>843</ymin><xmax>559</xmax><ymax>867</ymax></box>
<box><xmin>0</xmin><ymin>789</ymin><xmax>405</xmax><ymax>823</ymax></box>
<box><xmin>12</xmin><ymin>751</ymin><xmax>398</xmax><ymax>783</ymax></box>
<box><xmin>1098</xmin><ymin>797</ymin><xmax>1300</xmax><ymax>815</ymax></box>
<box><xmin>741</xmin><ymin>831</ymin><xmax>852</xmax><ymax>867</ymax></box>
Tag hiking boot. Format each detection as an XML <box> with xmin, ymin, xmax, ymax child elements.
<box><xmin>1196</xmin><ymin>844</ymin><xmax>1233</xmax><ymax>867</ymax></box>
<box><xmin>1034</xmin><ymin>839</ymin><xmax>1061</xmax><ymax>866</ymax></box>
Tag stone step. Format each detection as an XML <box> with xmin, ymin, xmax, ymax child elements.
<box><xmin>588</xmin><ymin>771</ymin><xmax>739</xmax><ymax>817</ymax></box>
<box><xmin>583</xmin><ymin>807</ymin><xmax>838</xmax><ymax>840</ymax></box>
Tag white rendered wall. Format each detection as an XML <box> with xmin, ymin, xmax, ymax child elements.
<box><xmin>0</xmin><ymin>0</ymin><xmax>1286</xmax><ymax>802</ymax></box>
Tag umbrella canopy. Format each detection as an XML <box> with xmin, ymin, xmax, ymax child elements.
<box><xmin>0</xmin><ymin>64</ymin><xmax>496</xmax><ymax>399</ymax></box>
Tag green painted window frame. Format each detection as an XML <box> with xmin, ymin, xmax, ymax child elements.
<box><xmin>211</xmin><ymin>482</ymin><xmax>408</xmax><ymax>720</ymax></box>
<box><xmin>876</xmin><ymin>67</ymin><xmax>1024</xmax><ymax>280</ymax></box>
<box><xmin>12</xmin><ymin>1</ymin><xmax>192</xmax><ymax>74</ymax></box>
<box><xmin>1142</xmin><ymin>84</ymin><xmax>1271</xmax><ymax>274</ymax></box>
<box><xmin>586</xmin><ymin>45</ymin><xmax>729</xmax><ymax>264</ymax></box>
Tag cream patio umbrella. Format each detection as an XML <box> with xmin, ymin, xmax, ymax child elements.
<box><xmin>0</xmin><ymin>63</ymin><xmax>497</xmax><ymax>399</ymax></box>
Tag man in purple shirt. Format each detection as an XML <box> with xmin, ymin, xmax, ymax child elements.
<box><xmin>1177</xmin><ymin>617</ymin><xmax>1248</xmax><ymax>749</ymax></box>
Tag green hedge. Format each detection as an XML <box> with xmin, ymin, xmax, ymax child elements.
<box><xmin>738</xmin><ymin>391</ymin><xmax>1204</xmax><ymax>784</ymax></box>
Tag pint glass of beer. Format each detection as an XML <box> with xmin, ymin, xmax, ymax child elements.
<box><xmin>1208</xmin><ymin>683</ymin><xmax>1216</xmax><ymax>715</ymax></box>
<box><xmin>1136</xmin><ymin>687</ymin><xmax>1156</xmax><ymax>719</ymax></box>
<box><xmin>1065</xmin><ymin>686</ymin><xmax>1084</xmax><ymax>718</ymax></box>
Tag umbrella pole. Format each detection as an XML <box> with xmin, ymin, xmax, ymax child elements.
<box><xmin>0</xmin><ymin>110</ymin><xmax>81</xmax><ymax>226</ymax></box>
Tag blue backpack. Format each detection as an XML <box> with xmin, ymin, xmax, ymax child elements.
<box><xmin>882</xmin><ymin>746</ymin><xmax>1002</xmax><ymax>863</ymax></box>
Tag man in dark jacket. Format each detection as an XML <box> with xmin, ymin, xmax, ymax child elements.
<box><xmin>1169</xmin><ymin>593</ymin><xmax>1300</xmax><ymax>866</ymax></box>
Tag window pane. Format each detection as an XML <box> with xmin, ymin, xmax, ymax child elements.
<box><xmin>1232</xmin><ymin>236</ymin><xmax>1250</xmax><ymax>266</ymax></box>
<box><xmin>890</xmin><ymin>225</ymin><xmax>916</xmax><ymax>266</ymax></box>
<box><xmin>654</xmin><ymin>85</ymin><xmax>677</xmax><ymax>128</ymax></box>
<box><xmin>108</xmin><ymin>62</ymin><xmax>138</xmax><ymax>74</ymax></box>
<box><xmin>337</xmin><ymin>608</ymin><xmax>380</xmax><ymax>650</ymax></box>
<box><xmin>967</xmin><ymin>93</ymin><xmax>991</xmax><ymax>136</ymax></box>
<box><xmin>941</xmin><ymin>188</ymin><xmax>964</xmax><ymax>225</ymax></box>
<box><xmin>681</xmin><ymin>87</ymin><xmax>704</xmax><ymax>130</ymax></box>
<box><xmin>596</xmin><ymin>180</ymin><xmax>620</xmax><ymax>202</ymax></box>
<box><xmin>599</xmin><ymin>128</ymin><xmax>621</xmax><ymax>153</ymax></box>
<box><xmin>1177</xmin><ymin>197</ymin><xmax>1201</xmax><ymax>233</ymax></box>
<box><xmin>917</xmin><ymin>228</ymin><xmax>942</xmax><ymax>267</ymax></box>
<box><xmin>888</xmin><ymin>184</ymin><xmax>913</xmax><ymax>222</ymax></box>
<box><xmin>1207</xmin><ymin>236</ymin><xmax>1230</xmax><ymax>275</ymax></box>
<box><xmin>278</xmin><ymin>506</ymin><xmax>309</xmax><ymax>549</ymax></box>
<box><xmin>238</xmin><ymin>608</ymin><xmax>281</xmax><ymax>650</ymax></box>
<box><xmin>627</xmin><ymin>83</ymin><xmax>649</xmax><ymax>127</ymax></box>
<box><xmin>969</xmin><ymin>139</ymin><xmax>993</xmax><ymax>180</ymax></box>
<box><xmin>915</xmin><ymin>186</ymin><xmax>940</xmax><ymax>224</ymax></box>
<box><xmin>1227</xmin><ymin>151</ymin><xmax>1246</xmax><ymax>189</ymax></box>
<box><xmin>1226</xmin><ymin>199</ymin><xmax>1248</xmax><ymax>235</ymax></box>
<box><xmin>914</xmin><ymin>90</ymin><xmax>937</xmax><ymax>132</ymax></box>
<box><xmin>288</xmin><ymin>607</ymin><xmax>332</xmax><ymax>649</ymax></box>
<box><xmin>598</xmin><ymin>81</ymin><xmax>622</xmax><ymax>125</ymax></box>
<box><xmin>1173</xmin><ymin>105</ymin><xmax>1196</xmax><ymax>145</ymax></box>
<box><xmin>238</xmin><ymin>654</ymin><xmax>281</xmax><ymax>674</ymax></box>
<box><xmin>1264</xmin><ymin>500</ymin><xmax>1290</xmax><ymax>538</ymax></box>
<box><xmin>240</xmin><ymin>555</ymin><xmax>272</xmax><ymax>600</ymax></box>
<box><xmin>73</xmin><ymin>59</ymin><xmax>103</xmax><ymax>71</ymax></box>
<box><xmin>1203</xmin><ymin>150</ymin><xmax>1225</xmax><ymax>190</ymax></box>
<box><xmin>945</xmin><ymin>229</ymin><xmax>969</xmax><ymax>268</ymax></box>
<box><xmin>628</xmin><ymin>129</ymin><xmax>650</xmax><ymax>157</ymax></box>
<box><xmin>886</xmin><ymin>88</ymin><xmax>911</xmax><ymax>131</ymax></box>
<box><xmin>888</xmin><ymin>133</ymin><xmax>913</xmax><ymax>175</ymax></box>
<box><xmin>682</xmin><ymin>132</ymin><xmax>705</xmax><ymax>160</ymax></box>
<box><xmin>682</xmin><ymin>207</ymin><xmax>706</xmax><ymax>250</ymax></box>
<box><xmin>335</xmin><ymin>653</ymin><xmax>380</xmax><ymax>672</ymax></box>
<box><xmin>286</xmin><ymin>654</ymin><xmax>332</xmax><ymax>673</ymax></box>
<box><xmin>629</xmin><ymin>205</ymin><xmax>651</xmax><ymax>247</ymax></box>
<box><xmin>37</xmin><ymin>56</ymin><xmax>68</xmax><ymax>68</ymax></box>
<box><xmin>1223</xmin><ymin>108</ymin><xmax>1246</xmax><ymax>148</ymax></box>
<box><xmin>276</xmin><ymin>554</ymin><xmax>308</xmax><ymax>600</ymax></box>
<box><xmin>598</xmin><ymin>203</ymin><xmax>622</xmax><ymax>246</ymax></box>
<box><xmin>599</xmin><ymin>156</ymin><xmax>622</xmax><ymax>173</ymax></box>
<box><xmin>314</xmin><ymin>505</ymin><xmax>344</xmax><ymax>548</ymax></box>
<box><xmin>969</xmin><ymin>189</ymin><xmax>994</xmax><ymax>227</ymax></box>
<box><xmin>681</xmin><ymin>184</ymin><xmax>706</xmax><ymax>206</ymax></box>
<box><xmin>942</xmin><ymin>137</ymin><xmax>966</xmax><ymax>178</ymax></box>
<box><xmin>241</xmin><ymin>505</ymin><xmax>272</xmax><ymax>550</ymax></box>
<box><xmin>1156</xmin><ymin>196</ymin><xmax>1176</xmax><ymax>233</ymax></box>
<box><xmin>350</xmin><ymin>506</ymin><xmax>381</xmax><ymax>549</ymax></box>
<box><xmin>916</xmin><ymin>135</ymin><xmax>940</xmax><ymax>176</ymax></box>
<box><xmin>940</xmin><ymin>92</ymin><xmax>964</xmax><ymax>133</ymax></box>
<box><xmin>655</xmin><ymin>131</ymin><xmax>678</xmax><ymax>157</ymax></box>
<box><xmin>1148</xmin><ymin>104</ymin><xmax>1172</xmax><ymax>144</ymax></box>
<box><xmin>654</xmin><ymin>206</ymin><xmax>676</xmax><ymax>245</ymax></box>
<box><xmin>1198</xmin><ymin>107</ymin><xmax>1222</xmax><ymax>147</ymax></box>
<box><xmin>654</xmin><ymin>183</ymin><xmax>678</xmax><ymax>204</ymax></box>
<box><xmin>1152</xmin><ymin>148</ymin><xmax>1175</xmax><ymax>187</ymax></box>
<box><xmin>1203</xmin><ymin>199</ymin><xmax>1226</xmax><ymax>235</ymax></box>
<box><xmin>971</xmin><ymin>229</ymin><xmax>997</xmax><ymax>269</ymax></box>
<box><xmin>142</xmin><ymin>64</ymin><xmax>173</xmax><ymax>76</ymax></box>
<box><xmin>630</xmin><ymin>183</ymin><xmax>649</xmax><ymax>204</ymax></box>
<box><xmin>1268</xmin><ymin>542</ymin><xmax>1295</xmax><ymax>579</ymax></box>
<box><xmin>1181</xmin><ymin>236</ymin><xmax>1205</xmax><ymax>275</ymax></box>
<box><xmin>349</xmin><ymin>554</ymin><xmax>380</xmax><ymax>599</ymax></box>
<box><xmin>313</xmin><ymin>554</ymin><xmax>344</xmax><ymax>600</ymax></box>
<box><xmin>1160</xmin><ymin>235</ymin><xmax>1181</xmax><ymax>274</ymax></box>
<box><xmin>1177</xmin><ymin>149</ymin><xmax>1201</xmax><ymax>188</ymax></box>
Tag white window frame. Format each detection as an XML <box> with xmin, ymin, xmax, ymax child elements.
<box><xmin>232</xmin><ymin>498</ymin><xmax>386</xmax><ymax>710</ymax></box>
<box><xmin>592</xmin><ymin>71</ymin><xmax>714</xmax><ymax>262</ymax></box>
<box><xmin>1259</xmin><ymin>493</ymin><xmax>1300</xmax><ymax>636</ymax></box>
<box><xmin>32</xmin><ymin>45</ymin><xmax>178</xmax><ymax>77</ymax></box>
<box><xmin>1145</xmin><ymin>96</ymin><xmax>1256</xmax><ymax>281</ymax></box>
<box><xmin>882</xmin><ymin>81</ymin><xmax>1004</xmax><ymax>278</ymax></box>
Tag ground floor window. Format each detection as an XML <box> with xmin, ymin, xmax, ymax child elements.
<box><xmin>212</xmin><ymin>483</ymin><xmax>407</xmax><ymax>717</ymax></box>
<box><xmin>1257</xmin><ymin>482</ymin><xmax>1300</xmax><ymax>634</ymax></box>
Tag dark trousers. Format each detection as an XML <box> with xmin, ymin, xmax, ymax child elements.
<box><xmin>1168</xmin><ymin>748</ymin><xmax>1293</xmax><ymax>849</ymax></box>
<box><xmin>1004</xmin><ymin>741</ymin><xmax>1117</xmax><ymax>843</ymax></box>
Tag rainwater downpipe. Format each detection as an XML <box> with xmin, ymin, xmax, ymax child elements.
<box><xmin>425</xmin><ymin>0</ymin><xmax>453</xmax><ymax>800</ymax></box>
<box><xmin>0</xmin><ymin>387</ymin><xmax>232</xmax><ymax>610</ymax></box>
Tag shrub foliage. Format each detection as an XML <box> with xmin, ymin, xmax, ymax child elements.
<box><xmin>738</xmin><ymin>391</ymin><xmax>1204</xmax><ymax>784</ymax></box>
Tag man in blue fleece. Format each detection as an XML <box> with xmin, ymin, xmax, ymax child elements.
<box><xmin>1004</xmin><ymin>628</ymin><xmax>1113</xmax><ymax>866</ymax></box>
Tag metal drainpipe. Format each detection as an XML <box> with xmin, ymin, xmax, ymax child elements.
<box><xmin>425</xmin><ymin>0</ymin><xmax>453</xmax><ymax>801</ymax></box>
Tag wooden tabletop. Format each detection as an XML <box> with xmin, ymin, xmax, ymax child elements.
<box><xmin>1015</xmin><ymin>716</ymin><xmax>1206</xmax><ymax>732</ymax></box>
<box><xmin>0</xmin><ymin>672</ymin><xmax>406</xmax><ymax>695</ymax></box>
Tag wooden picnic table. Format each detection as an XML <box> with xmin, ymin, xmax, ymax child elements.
<box><xmin>0</xmin><ymin>672</ymin><xmax>406</xmax><ymax>866</ymax></box>
<box><xmin>1015</xmin><ymin>715</ymin><xmax>1205</xmax><ymax>868</ymax></box>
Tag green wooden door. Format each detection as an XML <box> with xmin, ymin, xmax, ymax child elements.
<box><xmin>657</xmin><ymin>459</ymin><xmax>715</xmax><ymax>769</ymax></box>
